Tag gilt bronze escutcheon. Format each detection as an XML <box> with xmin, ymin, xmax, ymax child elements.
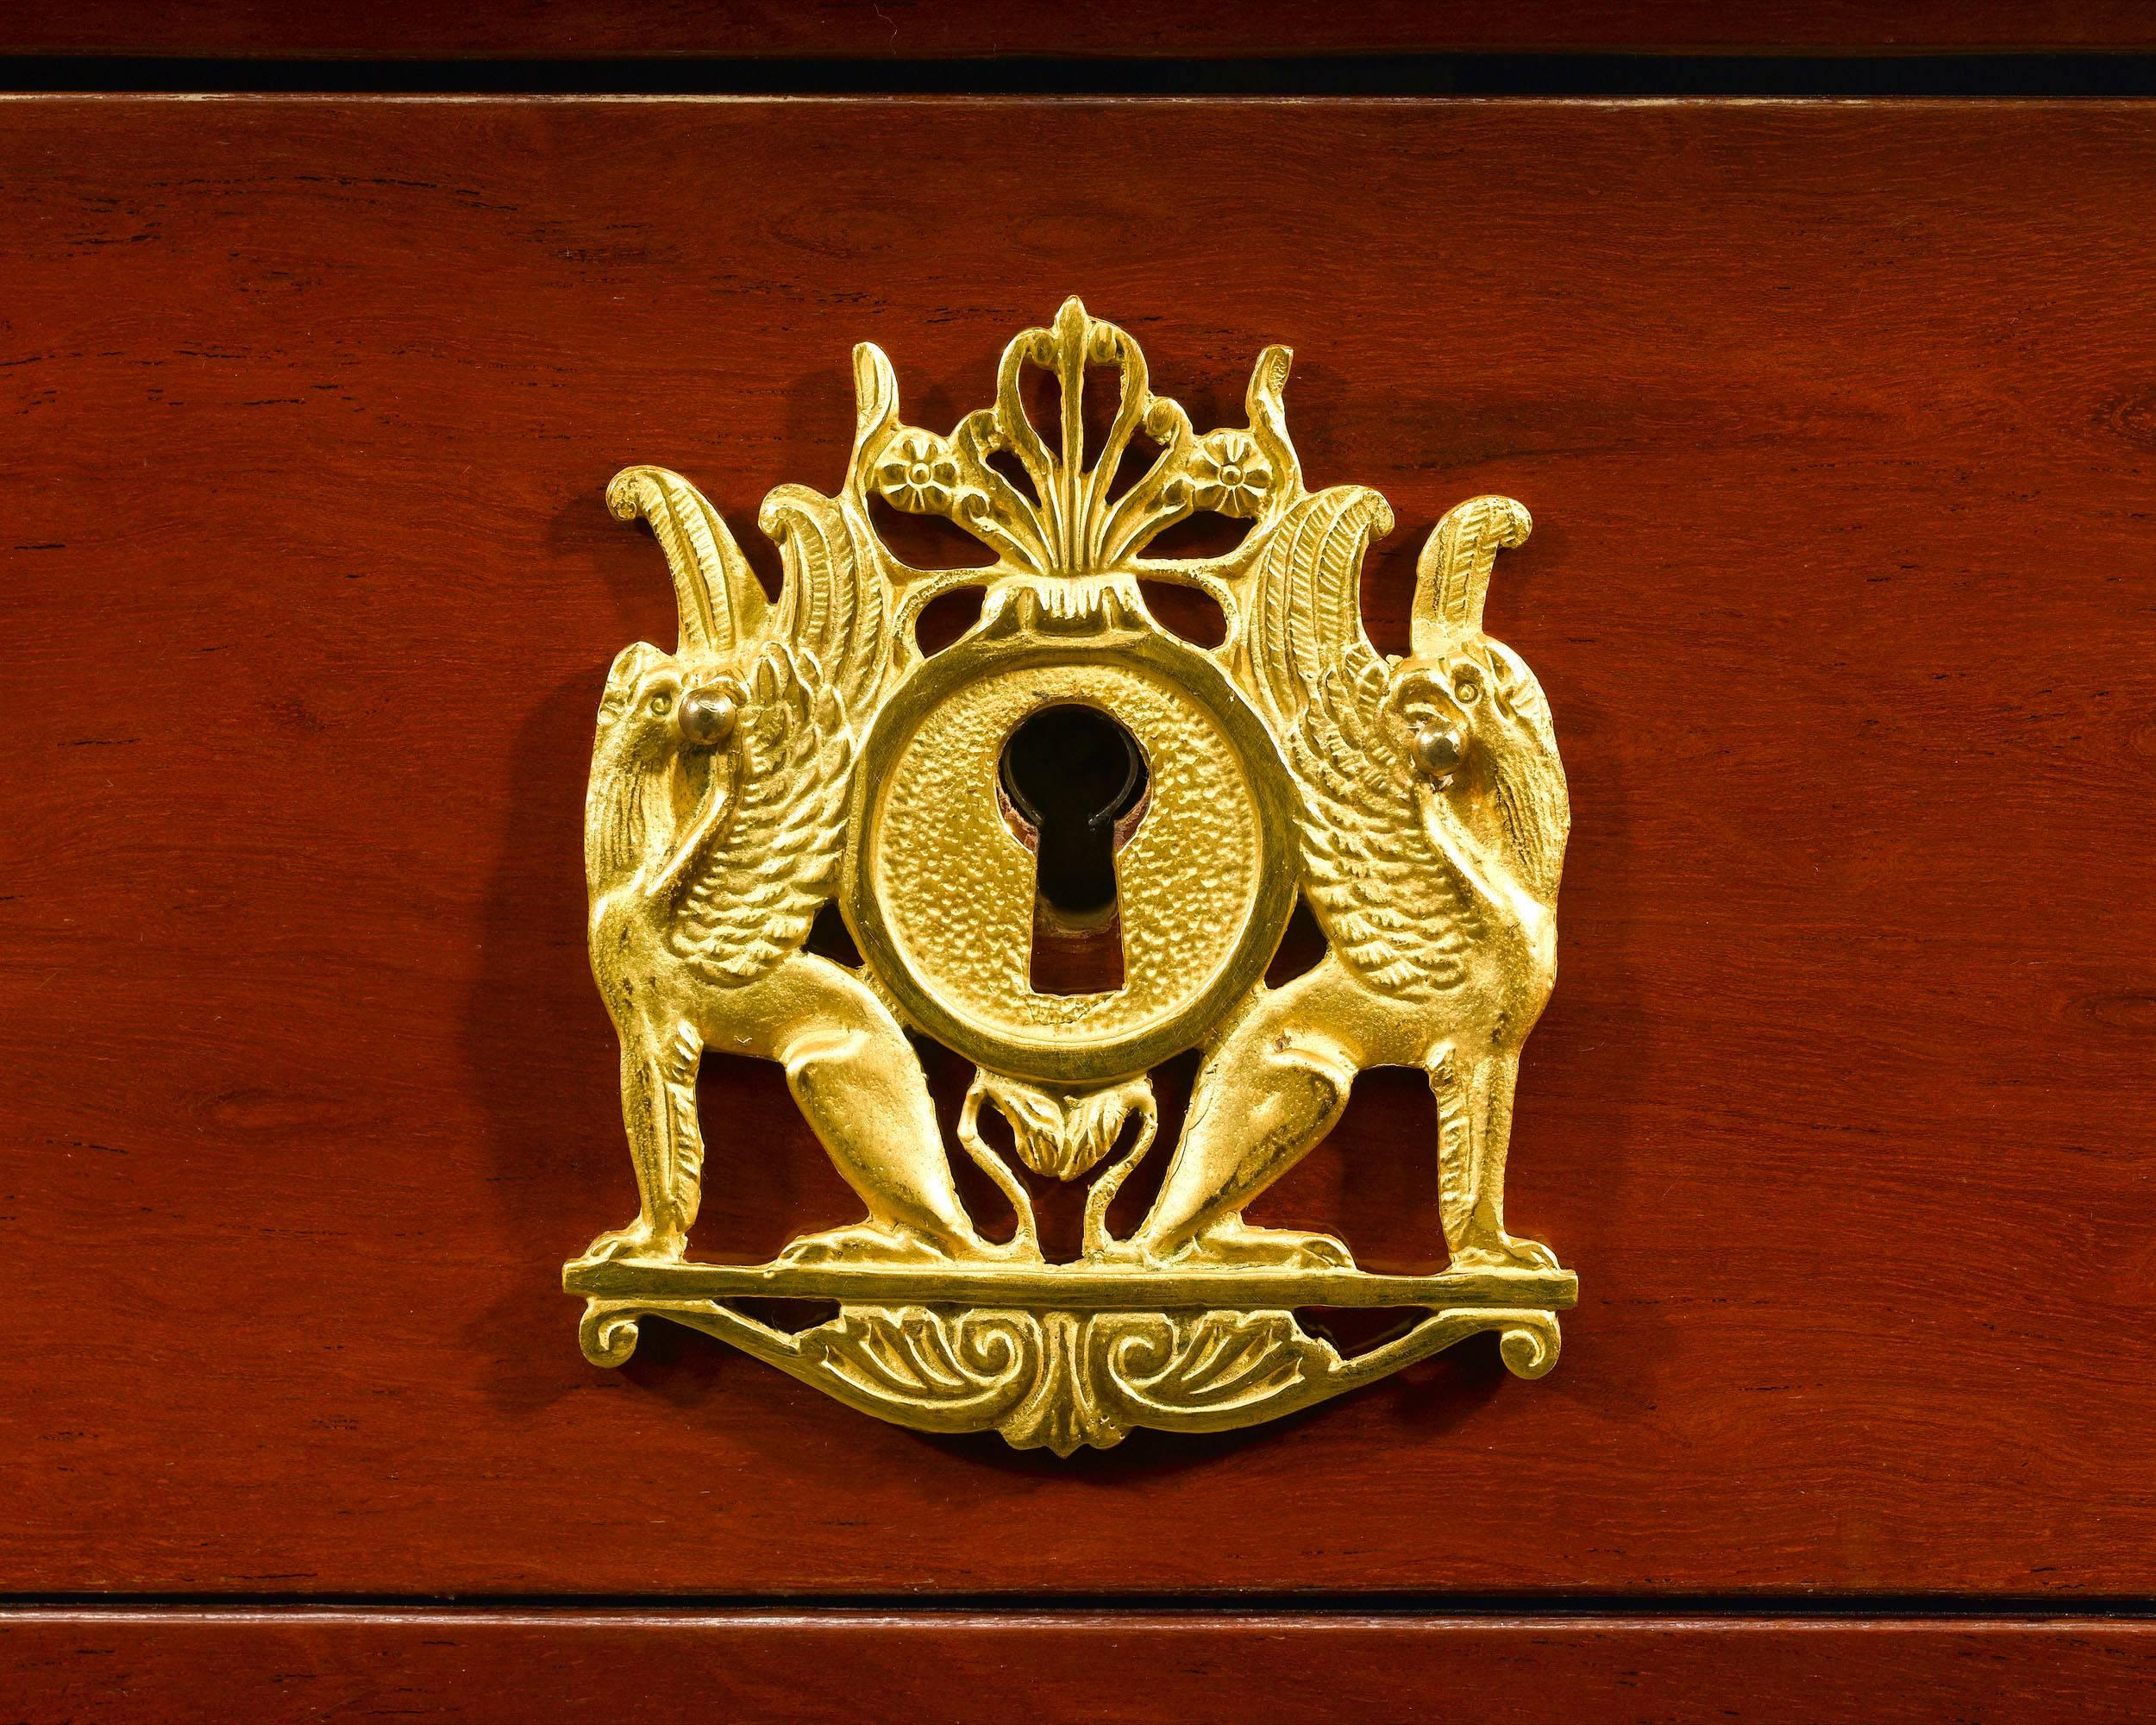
<box><xmin>564</xmin><ymin>301</ymin><xmax>1575</xmax><ymax>1452</ymax></box>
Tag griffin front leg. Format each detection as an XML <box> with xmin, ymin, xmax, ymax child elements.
<box><xmin>1430</xmin><ymin>1046</ymin><xmax>1556</xmax><ymax>1272</ymax></box>
<box><xmin>581</xmin><ymin>1025</ymin><xmax>703</xmax><ymax>1264</ymax></box>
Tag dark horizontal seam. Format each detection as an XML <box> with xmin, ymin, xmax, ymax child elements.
<box><xmin>5</xmin><ymin>53</ymin><xmax>2156</xmax><ymax>97</ymax></box>
<box><xmin>3</xmin><ymin>1591</ymin><xmax>2156</xmax><ymax>1618</ymax></box>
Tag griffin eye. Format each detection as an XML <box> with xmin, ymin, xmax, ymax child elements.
<box><xmin>649</xmin><ymin>692</ymin><xmax>674</xmax><ymax>717</ymax></box>
<box><xmin>1452</xmin><ymin>669</ymin><xmax>1482</xmax><ymax>705</ymax></box>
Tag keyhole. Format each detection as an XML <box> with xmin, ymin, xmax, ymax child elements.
<box><xmin>998</xmin><ymin>704</ymin><xmax>1150</xmax><ymax>995</ymax></box>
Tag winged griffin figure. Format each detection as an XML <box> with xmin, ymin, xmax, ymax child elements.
<box><xmin>1133</xmin><ymin>452</ymin><xmax>1570</xmax><ymax>1274</ymax></box>
<box><xmin>575</xmin><ymin>350</ymin><xmax>1000</xmax><ymax>1269</ymax></box>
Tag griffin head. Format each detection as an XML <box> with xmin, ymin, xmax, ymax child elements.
<box><xmin>1385</xmin><ymin>636</ymin><xmax>1550</xmax><ymax>790</ymax></box>
<box><xmin>585</xmin><ymin>467</ymin><xmax>772</xmax><ymax>896</ymax></box>
<box><xmin>595</xmin><ymin>641</ymin><xmax>742</xmax><ymax>765</ymax></box>
<box><xmin>597</xmin><ymin>462</ymin><xmax>770</xmax><ymax>743</ymax></box>
<box><xmin>1380</xmin><ymin>494</ymin><xmax>1567</xmax><ymax>907</ymax></box>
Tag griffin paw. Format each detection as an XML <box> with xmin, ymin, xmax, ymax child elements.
<box><xmin>1181</xmin><ymin>1219</ymin><xmax>1357</xmax><ymax>1271</ymax></box>
<box><xmin>776</xmin><ymin>1222</ymin><xmax>972</xmax><ymax>1267</ymax></box>
<box><xmin>1081</xmin><ymin>1237</ymin><xmax>1165</xmax><ymax>1270</ymax></box>
<box><xmin>963</xmin><ymin>1232</ymin><xmax>1043</xmax><ymax>1265</ymax></box>
<box><xmin>1449</xmin><ymin>1233</ymin><xmax>1560</xmax><ymax>1274</ymax></box>
<box><xmin>574</xmin><ymin>1222</ymin><xmax>687</xmax><ymax>1266</ymax></box>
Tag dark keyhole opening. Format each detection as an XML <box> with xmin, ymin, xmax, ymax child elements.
<box><xmin>999</xmin><ymin>704</ymin><xmax>1149</xmax><ymax>994</ymax></box>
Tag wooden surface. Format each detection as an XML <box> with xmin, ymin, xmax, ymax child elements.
<box><xmin>7</xmin><ymin>3</ymin><xmax>2156</xmax><ymax>58</ymax></box>
<box><xmin>4</xmin><ymin>97</ymin><xmax>2156</xmax><ymax>1602</ymax></box>
<box><xmin>5</xmin><ymin>1611</ymin><xmax>2156</xmax><ymax>1724</ymax></box>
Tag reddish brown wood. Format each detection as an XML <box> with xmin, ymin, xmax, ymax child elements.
<box><xmin>4</xmin><ymin>97</ymin><xmax>2156</xmax><ymax>1599</ymax></box>
<box><xmin>7</xmin><ymin>1</ymin><xmax>2156</xmax><ymax>58</ymax></box>
<box><xmin>7</xmin><ymin>1610</ymin><xmax>2156</xmax><ymax>1723</ymax></box>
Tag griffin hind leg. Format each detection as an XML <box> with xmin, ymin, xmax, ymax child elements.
<box><xmin>1430</xmin><ymin>1046</ymin><xmax>1556</xmax><ymax>1272</ymax></box>
<box><xmin>579</xmin><ymin>1025</ymin><xmax>703</xmax><ymax>1264</ymax></box>
<box><xmin>1132</xmin><ymin>982</ymin><xmax>1359</xmax><ymax>1264</ymax></box>
<box><xmin>774</xmin><ymin>957</ymin><xmax>1002</xmax><ymax>1262</ymax></box>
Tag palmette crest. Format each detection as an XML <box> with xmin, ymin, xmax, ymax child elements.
<box><xmin>567</xmin><ymin>304</ymin><xmax>1577</xmax><ymax>1453</ymax></box>
<box><xmin>861</xmin><ymin>296</ymin><xmax>1297</xmax><ymax>578</ymax></box>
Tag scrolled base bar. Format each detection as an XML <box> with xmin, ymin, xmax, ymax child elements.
<box><xmin>567</xmin><ymin>1259</ymin><xmax>1572</xmax><ymax>1453</ymax></box>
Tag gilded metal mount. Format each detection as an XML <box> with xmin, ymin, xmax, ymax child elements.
<box><xmin>565</xmin><ymin>302</ymin><xmax>1574</xmax><ymax>1453</ymax></box>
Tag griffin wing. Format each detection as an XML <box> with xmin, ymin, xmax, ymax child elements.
<box><xmin>1289</xmin><ymin>657</ymin><xmax>1475</xmax><ymax>1001</ymax></box>
<box><xmin>761</xmin><ymin>482</ymin><xmax>892</xmax><ymax>723</ymax></box>
<box><xmin>668</xmin><ymin>641</ymin><xmax>854</xmax><ymax>986</ymax></box>
<box><xmin>1244</xmin><ymin>486</ymin><xmax>1395</xmax><ymax>737</ymax></box>
<box><xmin>1243</xmin><ymin>486</ymin><xmax>1476</xmax><ymax>1001</ymax></box>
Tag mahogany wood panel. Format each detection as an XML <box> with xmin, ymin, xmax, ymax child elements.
<box><xmin>4</xmin><ymin>97</ymin><xmax>2156</xmax><ymax>1598</ymax></box>
<box><xmin>6</xmin><ymin>2</ymin><xmax>2156</xmax><ymax>59</ymax></box>
<box><xmin>8</xmin><ymin>1610</ymin><xmax>2156</xmax><ymax>1724</ymax></box>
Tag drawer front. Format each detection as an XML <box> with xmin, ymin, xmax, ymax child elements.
<box><xmin>9</xmin><ymin>1611</ymin><xmax>2156</xmax><ymax>1725</ymax></box>
<box><xmin>3</xmin><ymin>96</ymin><xmax>2154</xmax><ymax>1599</ymax></box>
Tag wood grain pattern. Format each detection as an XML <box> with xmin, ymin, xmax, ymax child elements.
<box><xmin>3</xmin><ymin>97</ymin><xmax>2156</xmax><ymax>1598</ymax></box>
<box><xmin>6</xmin><ymin>2</ymin><xmax>2156</xmax><ymax>58</ymax></box>
<box><xmin>9</xmin><ymin>1610</ymin><xmax>2156</xmax><ymax>1723</ymax></box>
